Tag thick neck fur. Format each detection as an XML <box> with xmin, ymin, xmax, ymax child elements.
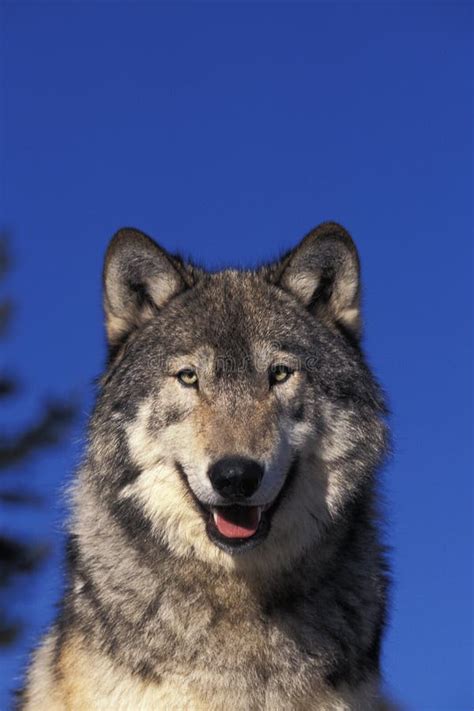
<box><xmin>61</xmin><ymin>470</ymin><xmax>388</xmax><ymax>706</ymax></box>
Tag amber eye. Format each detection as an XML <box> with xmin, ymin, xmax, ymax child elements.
<box><xmin>269</xmin><ymin>364</ymin><xmax>293</xmax><ymax>386</ymax></box>
<box><xmin>177</xmin><ymin>369</ymin><xmax>198</xmax><ymax>387</ymax></box>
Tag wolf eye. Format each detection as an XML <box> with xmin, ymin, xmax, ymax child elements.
<box><xmin>269</xmin><ymin>364</ymin><xmax>293</xmax><ymax>386</ymax></box>
<box><xmin>177</xmin><ymin>369</ymin><xmax>198</xmax><ymax>387</ymax></box>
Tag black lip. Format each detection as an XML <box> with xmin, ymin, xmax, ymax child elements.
<box><xmin>175</xmin><ymin>459</ymin><xmax>299</xmax><ymax>555</ymax></box>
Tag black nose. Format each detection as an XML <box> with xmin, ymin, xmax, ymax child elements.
<box><xmin>208</xmin><ymin>457</ymin><xmax>264</xmax><ymax>499</ymax></box>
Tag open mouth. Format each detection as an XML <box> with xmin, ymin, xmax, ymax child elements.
<box><xmin>206</xmin><ymin>504</ymin><xmax>269</xmax><ymax>553</ymax></box>
<box><xmin>213</xmin><ymin>505</ymin><xmax>262</xmax><ymax>538</ymax></box>
<box><xmin>176</xmin><ymin>460</ymin><xmax>298</xmax><ymax>555</ymax></box>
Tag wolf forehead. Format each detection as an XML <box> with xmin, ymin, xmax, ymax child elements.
<box><xmin>128</xmin><ymin>272</ymin><xmax>315</xmax><ymax>362</ymax></box>
<box><xmin>103</xmin><ymin>222</ymin><xmax>361</xmax><ymax>359</ymax></box>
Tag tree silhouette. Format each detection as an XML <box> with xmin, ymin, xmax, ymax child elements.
<box><xmin>0</xmin><ymin>234</ymin><xmax>76</xmax><ymax>645</ymax></box>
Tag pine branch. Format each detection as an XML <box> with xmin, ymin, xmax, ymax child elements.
<box><xmin>0</xmin><ymin>491</ymin><xmax>43</xmax><ymax>505</ymax></box>
<box><xmin>0</xmin><ymin>299</ymin><xmax>13</xmax><ymax>337</ymax></box>
<box><xmin>0</xmin><ymin>375</ymin><xmax>17</xmax><ymax>398</ymax></box>
<box><xmin>0</xmin><ymin>401</ymin><xmax>76</xmax><ymax>470</ymax></box>
<box><xmin>0</xmin><ymin>536</ymin><xmax>49</xmax><ymax>586</ymax></box>
<box><xmin>0</xmin><ymin>237</ymin><xmax>9</xmax><ymax>280</ymax></box>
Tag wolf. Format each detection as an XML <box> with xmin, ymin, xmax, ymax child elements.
<box><xmin>19</xmin><ymin>222</ymin><xmax>393</xmax><ymax>710</ymax></box>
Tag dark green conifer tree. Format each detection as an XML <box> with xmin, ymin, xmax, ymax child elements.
<box><xmin>0</xmin><ymin>235</ymin><xmax>76</xmax><ymax>645</ymax></box>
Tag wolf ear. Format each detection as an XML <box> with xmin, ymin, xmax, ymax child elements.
<box><xmin>103</xmin><ymin>228</ymin><xmax>189</xmax><ymax>347</ymax></box>
<box><xmin>276</xmin><ymin>222</ymin><xmax>361</xmax><ymax>339</ymax></box>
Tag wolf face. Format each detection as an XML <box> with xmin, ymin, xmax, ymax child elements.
<box><xmin>85</xmin><ymin>223</ymin><xmax>387</xmax><ymax>572</ymax></box>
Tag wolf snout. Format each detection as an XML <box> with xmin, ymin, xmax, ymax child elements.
<box><xmin>208</xmin><ymin>457</ymin><xmax>264</xmax><ymax>500</ymax></box>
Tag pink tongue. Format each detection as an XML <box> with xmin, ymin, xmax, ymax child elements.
<box><xmin>214</xmin><ymin>507</ymin><xmax>261</xmax><ymax>539</ymax></box>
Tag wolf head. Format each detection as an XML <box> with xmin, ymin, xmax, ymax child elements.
<box><xmin>83</xmin><ymin>223</ymin><xmax>387</xmax><ymax>572</ymax></box>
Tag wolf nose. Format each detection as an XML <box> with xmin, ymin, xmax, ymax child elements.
<box><xmin>208</xmin><ymin>457</ymin><xmax>264</xmax><ymax>499</ymax></box>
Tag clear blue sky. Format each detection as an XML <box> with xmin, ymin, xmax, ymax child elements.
<box><xmin>1</xmin><ymin>2</ymin><xmax>472</xmax><ymax>709</ymax></box>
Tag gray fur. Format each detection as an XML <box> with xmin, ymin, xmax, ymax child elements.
<box><xmin>20</xmin><ymin>222</ymin><xmax>393</xmax><ymax>710</ymax></box>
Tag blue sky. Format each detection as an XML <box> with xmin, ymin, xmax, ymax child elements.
<box><xmin>1</xmin><ymin>2</ymin><xmax>472</xmax><ymax>709</ymax></box>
